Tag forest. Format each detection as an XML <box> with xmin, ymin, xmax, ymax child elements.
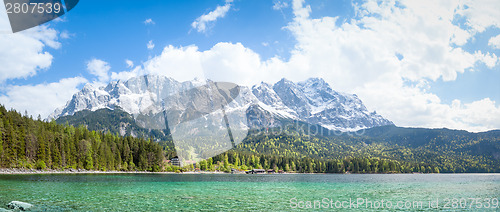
<box><xmin>1</xmin><ymin>104</ymin><xmax>498</xmax><ymax>173</ymax></box>
<box><xmin>0</xmin><ymin>105</ymin><xmax>164</xmax><ymax>172</ymax></box>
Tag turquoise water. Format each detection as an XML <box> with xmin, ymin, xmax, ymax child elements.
<box><xmin>0</xmin><ymin>174</ymin><xmax>498</xmax><ymax>211</ymax></box>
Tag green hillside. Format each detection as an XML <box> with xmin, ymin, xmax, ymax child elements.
<box><xmin>52</xmin><ymin>107</ymin><xmax>500</xmax><ymax>173</ymax></box>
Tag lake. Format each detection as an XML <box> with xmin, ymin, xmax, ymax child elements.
<box><xmin>0</xmin><ymin>174</ymin><xmax>498</xmax><ymax>211</ymax></box>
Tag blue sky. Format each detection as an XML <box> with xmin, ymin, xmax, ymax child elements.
<box><xmin>5</xmin><ymin>0</ymin><xmax>297</xmax><ymax>83</ymax></box>
<box><xmin>0</xmin><ymin>0</ymin><xmax>499</xmax><ymax>131</ymax></box>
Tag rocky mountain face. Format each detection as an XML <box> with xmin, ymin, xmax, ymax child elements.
<box><xmin>271</xmin><ymin>78</ymin><xmax>392</xmax><ymax>130</ymax></box>
<box><xmin>50</xmin><ymin>75</ymin><xmax>393</xmax><ymax>132</ymax></box>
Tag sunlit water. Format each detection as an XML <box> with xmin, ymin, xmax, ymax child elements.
<box><xmin>0</xmin><ymin>174</ymin><xmax>498</xmax><ymax>211</ymax></box>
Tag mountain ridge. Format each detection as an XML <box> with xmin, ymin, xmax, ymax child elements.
<box><xmin>50</xmin><ymin>75</ymin><xmax>393</xmax><ymax>132</ymax></box>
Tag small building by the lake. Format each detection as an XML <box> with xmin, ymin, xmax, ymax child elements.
<box><xmin>170</xmin><ymin>156</ymin><xmax>180</xmax><ymax>167</ymax></box>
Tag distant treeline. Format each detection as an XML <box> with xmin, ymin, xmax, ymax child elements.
<box><xmin>232</xmin><ymin>128</ymin><xmax>500</xmax><ymax>173</ymax></box>
<box><xmin>0</xmin><ymin>105</ymin><xmax>165</xmax><ymax>171</ymax></box>
<box><xmin>208</xmin><ymin>151</ymin><xmax>440</xmax><ymax>173</ymax></box>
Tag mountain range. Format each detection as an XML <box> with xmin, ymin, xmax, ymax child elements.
<box><xmin>49</xmin><ymin>75</ymin><xmax>393</xmax><ymax>133</ymax></box>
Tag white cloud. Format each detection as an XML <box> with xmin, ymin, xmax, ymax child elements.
<box><xmin>108</xmin><ymin>0</ymin><xmax>500</xmax><ymax>132</ymax></box>
<box><xmin>356</xmin><ymin>80</ymin><xmax>500</xmax><ymax>132</ymax></box>
<box><xmin>147</xmin><ymin>40</ymin><xmax>155</xmax><ymax>50</ymax></box>
<box><xmin>191</xmin><ymin>2</ymin><xmax>232</xmax><ymax>33</ymax></box>
<box><xmin>273</xmin><ymin>1</ymin><xmax>289</xmax><ymax>10</ymax></box>
<box><xmin>110</xmin><ymin>42</ymin><xmax>277</xmax><ymax>84</ymax></box>
<box><xmin>59</xmin><ymin>30</ymin><xmax>74</xmax><ymax>39</ymax></box>
<box><xmin>111</xmin><ymin>66</ymin><xmax>143</xmax><ymax>82</ymax></box>
<box><xmin>456</xmin><ymin>0</ymin><xmax>500</xmax><ymax>34</ymax></box>
<box><xmin>0</xmin><ymin>2</ymin><xmax>65</xmax><ymax>82</ymax></box>
<box><xmin>489</xmin><ymin>34</ymin><xmax>500</xmax><ymax>49</ymax></box>
<box><xmin>455</xmin><ymin>98</ymin><xmax>500</xmax><ymax>130</ymax></box>
<box><xmin>87</xmin><ymin>59</ymin><xmax>111</xmax><ymax>82</ymax></box>
<box><xmin>134</xmin><ymin>43</ymin><xmax>271</xmax><ymax>85</ymax></box>
<box><xmin>141</xmin><ymin>45</ymin><xmax>204</xmax><ymax>82</ymax></box>
<box><xmin>0</xmin><ymin>77</ymin><xmax>88</xmax><ymax>118</ymax></box>
<box><xmin>125</xmin><ymin>59</ymin><xmax>134</xmax><ymax>68</ymax></box>
<box><xmin>144</xmin><ymin>18</ymin><xmax>155</xmax><ymax>25</ymax></box>
<box><xmin>0</xmin><ymin>21</ymin><xmax>60</xmax><ymax>81</ymax></box>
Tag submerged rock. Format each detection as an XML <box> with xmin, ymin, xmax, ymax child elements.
<box><xmin>6</xmin><ymin>201</ymin><xmax>33</xmax><ymax>211</ymax></box>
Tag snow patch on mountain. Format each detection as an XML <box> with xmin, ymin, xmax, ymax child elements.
<box><xmin>49</xmin><ymin>75</ymin><xmax>393</xmax><ymax>131</ymax></box>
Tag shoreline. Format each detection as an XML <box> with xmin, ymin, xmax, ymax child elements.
<box><xmin>0</xmin><ymin>168</ymin><xmax>229</xmax><ymax>175</ymax></box>
<box><xmin>1</xmin><ymin>169</ymin><xmax>498</xmax><ymax>175</ymax></box>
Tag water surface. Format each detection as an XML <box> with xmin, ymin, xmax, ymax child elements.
<box><xmin>0</xmin><ymin>174</ymin><xmax>498</xmax><ymax>211</ymax></box>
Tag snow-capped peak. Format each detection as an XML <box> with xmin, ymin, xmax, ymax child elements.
<box><xmin>49</xmin><ymin>75</ymin><xmax>392</xmax><ymax>131</ymax></box>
